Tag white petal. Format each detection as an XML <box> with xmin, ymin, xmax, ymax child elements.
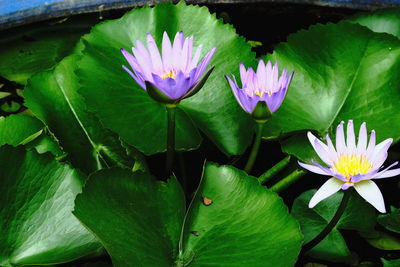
<box><xmin>336</xmin><ymin>121</ymin><xmax>346</xmax><ymax>154</ymax></box>
<box><xmin>346</xmin><ymin>120</ymin><xmax>356</xmax><ymax>153</ymax></box>
<box><xmin>357</xmin><ymin>122</ymin><xmax>367</xmax><ymax>154</ymax></box>
<box><xmin>298</xmin><ymin>161</ymin><xmax>331</xmax><ymax>176</ymax></box>
<box><xmin>366</xmin><ymin>130</ymin><xmax>376</xmax><ymax>158</ymax></box>
<box><xmin>354</xmin><ymin>180</ymin><xmax>386</xmax><ymax>213</ymax></box>
<box><xmin>374</xmin><ymin>138</ymin><xmax>393</xmax><ymax>155</ymax></box>
<box><xmin>326</xmin><ymin>135</ymin><xmax>338</xmax><ymax>161</ymax></box>
<box><xmin>307</xmin><ymin>132</ymin><xmax>334</xmax><ymax>165</ymax></box>
<box><xmin>309</xmin><ymin>178</ymin><xmax>343</xmax><ymax>208</ymax></box>
<box><xmin>373</xmin><ymin>162</ymin><xmax>400</xmax><ymax>179</ymax></box>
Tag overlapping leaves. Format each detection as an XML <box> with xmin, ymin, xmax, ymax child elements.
<box><xmin>261</xmin><ymin>20</ymin><xmax>400</xmax><ymax>162</ymax></box>
<box><xmin>74</xmin><ymin>163</ymin><xmax>302</xmax><ymax>266</ymax></box>
<box><xmin>76</xmin><ymin>1</ymin><xmax>256</xmax><ymax>156</ymax></box>
<box><xmin>0</xmin><ymin>146</ymin><xmax>101</xmax><ymax>266</ymax></box>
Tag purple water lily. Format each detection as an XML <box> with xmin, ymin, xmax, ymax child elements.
<box><xmin>299</xmin><ymin>120</ymin><xmax>400</xmax><ymax>213</ymax></box>
<box><xmin>225</xmin><ymin>59</ymin><xmax>293</xmax><ymax>119</ymax></box>
<box><xmin>121</xmin><ymin>31</ymin><xmax>216</xmax><ymax>104</ymax></box>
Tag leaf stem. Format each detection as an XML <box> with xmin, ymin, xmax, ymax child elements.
<box><xmin>244</xmin><ymin>121</ymin><xmax>265</xmax><ymax>174</ymax></box>
<box><xmin>166</xmin><ymin>105</ymin><xmax>176</xmax><ymax>177</ymax></box>
<box><xmin>301</xmin><ymin>188</ymin><xmax>352</xmax><ymax>254</ymax></box>
<box><xmin>258</xmin><ymin>155</ymin><xmax>291</xmax><ymax>184</ymax></box>
<box><xmin>269</xmin><ymin>169</ymin><xmax>306</xmax><ymax>193</ymax></box>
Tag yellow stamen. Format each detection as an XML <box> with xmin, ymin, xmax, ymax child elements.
<box><xmin>162</xmin><ymin>70</ymin><xmax>176</xmax><ymax>79</ymax></box>
<box><xmin>332</xmin><ymin>154</ymin><xmax>373</xmax><ymax>180</ymax></box>
<box><xmin>252</xmin><ymin>90</ymin><xmax>272</xmax><ymax>98</ymax></box>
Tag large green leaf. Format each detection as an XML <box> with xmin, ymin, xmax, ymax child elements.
<box><xmin>76</xmin><ymin>1</ymin><xmax>255</xmax><ymax>155</ymax></box>
<box><xmin>378</xmin><ymin>207</ymin><xmax>400</xmax><ymax>234</ymax></box>
<box><xmin>0</xmin><ymin>146</ymin><xmax>101</xmax><ymax>266</ymax></box>
<box><xmin>291</xmin><ymin>189</ymin><xmax>377</xmax><ymax>262</ymax></box>
<box><xmin>74</xmin><ymin>169</ymin><xmax>186</xmax><ymax>267</ymax></box>
<box><xmin>25</xmin><ymin>55</ymin><xmax>136</xmax><ymax>174</ymax></box>
<box><xmin>348</xmin><ymin>8</ymin><xmax>400</xmax><ymax>39</ymax></box>
<box><xmin>0</xmin><ymin>114</ymin><xmax>43</xmax><ymax>146</ymax></box>
<box><xmin>261</xmin><ymin>21</ymin><xmax>400</xmax><ymax>162</ymax></box>
<box><xmin>74</xmin><ymin>163</ymin><xmax>302</xmax><ymax>266</ymax></box>
<box><xmin>382</xmin><ymin>258</ymin><xmax>400</xmax><ymax>267</ymax></box>
<box><xmin>179</xmin><ymin>163</ymin><xmax>302</xmax><ymax>266</ymax></box>
<box><xmin>0</xmin><ymin>17</ymin><xmax>95</xmax><ymax>84</ymax></box>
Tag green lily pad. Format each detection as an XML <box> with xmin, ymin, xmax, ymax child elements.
<box><xmin>25</xmin><ymin>55</ymin><xmax>136</xmax><ymax>174</ymax></box>
<box><xmin>261</xmin><ymin>21</ymin><xmax>400</xmax><ymax>162</ymax></box>
<box><xmin>291</xmin><ymin>189</ymin><xmax>377</xmax><ymax>262</ymax></box>
<box><xmin>0</xmin><ymin>17</ymin><xmax>96</xmax><ymax>85</ymax></box>
<box><xmin>382</xmin><ymin>258</ymin><xmax>400</xmax><ymax>267</ymax></box>
<box><xmin>0</xmin><ymin>114</ymin><xmax>43</xmax><ymax>146</ymax></box>
<box><xmin>179</xmin><ymin>163</ymin><xmax>302</xmax><ymax>266</ymax></box>
<box><xmin>76</xmin><ymin>1</ymin><xmax>255</xmax><ymax>155</ymax></box>
<box><xmin>378</xmin><ymin>207</ymin><xmax>400</xmax><ymax>234</ymax></box>
<box><xmin>74</xmin><ymin>163</ymin><xmax>302</xmax><ymax>266</ymax></box>
<box><xmin>0</xmin><ymin>146</ymin><xmax>101</xmax><ymax>266</ymax></box>
<box><xmin>74</xmin><ymin>169</ymin><xmax>186</xmax><ymax>266</ymax></box>
<box><xmin>348</xmin><ymin>8</ymin><xmax>400</xmax><ymax>39</ymax></box>
<box><xmin>365</xmin><ymin>231</ymin><xmax>400</xmax><ymax>250</ymax></box>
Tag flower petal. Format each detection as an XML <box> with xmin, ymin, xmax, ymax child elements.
<box><xmin>194</xmin><ymin>47</ymin><xmax>216</xmax><ymax>81</ymax></box>
<box><xmin>366</xmin><ymin>130</ymin><xmax>376</xmax><ymax>158</ymax></box>
<box><xmin>146</xmin><ymin>33</ymin><xmax>163</xmax><ymax>73</ymax></box>
<box><xmin>357</xmin><ymin>122</ymin><xmax>367</xmax><ymax>154</ymax></box>
<box><xmin>307</xmin><ymin>132</ymin><xmax>334</xmax><ymax>165</ymax></box>
<box><xmin>298</xmin><ymin>161</ymin><xmax>331</xmax><ymax>176</ymax></box>
<box><xmin>346</xmin><ymin>120</ymin><xmax>356</xmax><ymax>153</ymax></box>
<box><xmin>373</xmin><ymin>162</ymin><xmax>400</xmax><ymax>179</ymax></box>
<box><xmin>336</xmin><ymin>121</ymin><xmax>346</xmax><ymax>155</ymax></box>
<box><xmin>122</xmin><ymin>65</ymin><xmax>145</xmax><ymax>89</ymax></box>
<box><xmin>354</xmin><ymin>180</ymin><xmax>386</xmax><ymax>213</ymax></box>
<box><xmin>309</xmin><ymin>177</ymin><xmax>343</xmax><ymax>208</ymax></box>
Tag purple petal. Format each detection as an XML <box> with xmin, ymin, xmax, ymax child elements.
<box><xmin>239</xmin><ymin>63</ymin><xmax>248</xmax><ymax>87</ymax></box>
<box><xmin>162</xmin><ymin>32</ymin><xmax>173</xmax><ymax>70</ymax></box>
<box><xmin>226</xmin><ymin>74</ymin><xmax>251</xmax><ymax>113</ymax></box>
<box><xmin>146</xmin><ymin>33</ymin><xmax>163</xmax><ymax>73</ymax></box>
<box><xmin>325</xmin><ymin>135</ymin><xmax>338</xmax><ymax>161</ymax></box>
<box><xmin>172</xmin><ymin>71</ymin><xmax>191</xmax><ymax>99</ymax></box>
<box><xmin>309</xmin><ymin>177</ymin><xmax>343</xmax><ymax>208</ymax></box>
<box><xmin>346</xmin><ymin>120</ymin><xmax>356</xmax><ymax>153</ymax></box>
<box><xmin>373</xmin><ymin>162</ymin><xmax>400</xmax><ymax>179</ymax></box>
<box><xmin>298</xmin><ymin>161</ymin><xmax>331</xmax><ymax>176</ymax></box>
<box><xmin>132</xmin><ymin>45</ymin><xmax>152</xmax><ymax>80</ymax></box>
<box><xmin>312</xmin><ymin>161</ymin><xmax>348</xmax><ymax>182</ymax></box>
<box><xmin>351</xmin><ymin>168</ymin><xmax>380</xmax><ymax>183</ymax></box>
<box><xmin>341</xmin><ymin>183</ymin><xmax>353</xmax><ymax>190</ymax></box>
<box><xmin>307</xmin><ymin>132</ymin><xmax>334</xmax><ymax>165</ymax></box>
<box><xmin>365</xmin><ymin>129</ymin><xmax>376</xmax><ymax>158</ymax></box>
<box><xmin>336</xmin><ymin>121</ymin><xmax>346</xmax><ymax>155</ymax></box>
<box><xmin>122</xmin><ymin>65</ymin><xmax>145</xmax><ymax>89</ymax></box>
<box><xmin>172</xmin><ymin>32</ymin><xmax>184</xmax><ymax>66</ymax></box>
<box><xmin>371</xmin><ymin>138</ymin><xmax>392</xmax><ymax>167</ymax></box>
<box><xmin>151</xmin><ymin>74</ymin><xmax>177</xmax><ymax>100</ymax></box>
<box><xmin>357</xmin><ymin>122</ymin><xmax>367</xmax><ymax>154</ymax></box>
<box><xmin>194</xmin><ymin>47</ymin><xmax>216</xmax><ymax>81</ymax></box>
<box><xmin>354</xmin><ymin>180</ymin><xmax>386</xmax><ymax>213</ymax></box>
<box><xmin>189</xmin><ymin>44</ymin><xmax>202</xmax><ymax>70</ymax></box>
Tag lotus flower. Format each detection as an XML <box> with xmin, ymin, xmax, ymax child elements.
<box><xmin>299</xmin><ymin>120</ymin><xmax>400</xmax><ymax>213</ymax></box>
<box><xmin>121</xmin><ymin>31</ymin><xmax>216</xmax><ymax>104</ymax></box>
<box><xmin>225</xmin><ymin>59</ymin><xmax>293</xmax><ymax>120</ymax></box>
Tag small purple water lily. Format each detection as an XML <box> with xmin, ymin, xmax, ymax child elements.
<box><xmin>225</xmin><ymin>59</ymin><xmax>293</xmax><ymax>120</ymax></box>
<box><xmin>121</xmin><ymin>31</ymin><xmax>216</xmax><ymax>104</ymax></box>
<box><xmin>299</xmin><ymin>120</ymin><xmax>400</xmax><ymax>213</ymax></box>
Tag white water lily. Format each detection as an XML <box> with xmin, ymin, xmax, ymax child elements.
<box><xmin>299</xmin><ymin>120</ymin><xmax>400</xmax><ymax>213</ymax></box>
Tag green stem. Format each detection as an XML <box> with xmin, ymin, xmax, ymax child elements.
<box><xmin>166</xmin><ymin>105</ymin><xmax>176</xmax><ymax>177</ymax></box>
<box><xmin>269</xmin><ymin>169</ymin><xmax>306</xmax><ymax>193</ymax></box>
<box><xmin>244</xmin><ymin>122</ymin><xmax>265</xmax><ymax>174</ymax></box>
<box><xmin>258</xmin><ymin>156</ymin><xmax>291</xmax><ymax>184</ymax></box>
<box><xmin>301</xmin><ymin>188</ymin><xmax>352</xmax><ymax>254</ymax></box>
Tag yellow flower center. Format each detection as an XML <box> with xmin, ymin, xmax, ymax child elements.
<box><xmin>162</xmin><ymin>70</ymin><xmax>176</xmax><ymax>79</ymax></box>
<box><xmin>332</xmin><ymin>154</ymin><xmax>373</xmax><ymax>180</ymax></box>
<box><xmin>252</xmin><ymin>90</ymin><xmax>272</xmax><ymax>97</ymax></box>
